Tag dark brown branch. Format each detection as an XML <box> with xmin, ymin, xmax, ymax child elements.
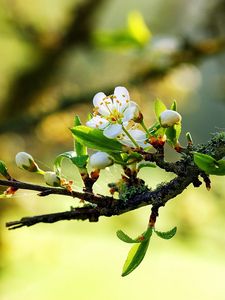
<box><xmin>0</xmin><ymin>179</ymin><xmax>114</xmax><ymax>208</ymax></box>
<box><xmin>5</xmin><ymin>175</ymin><xmax>193</xmax><ymax>229</ymax></box>
<box><xmin>3</xmin><ymin>132</ymin><xmax>225</xmax><ymax>229</ymax></box>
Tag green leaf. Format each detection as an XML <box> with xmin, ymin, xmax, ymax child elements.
<box><xmin>71</xmin><ymin>155</ymin><xmax>89</xmax><ymax>169</ymax></box>
<box><xmin>54</xmin><ymin>151</ymin><xmax>76</xmax><ymax>174</ymax></box>
<box><xmin>170</xmin><ymin>100</ymin><xmax>177</xmax><ymax>111</ymax></box>
<box><xmin>186</xmin><ymin>132</ymin><xmax>193</xmax><ymax>144</ymax></box>
<box><xmin>137</xmin><ymin>161</ymin><xmax>156</xmax><ymax>171</ymax></box>
<box><xmin>117</xmin><ymin>226</ymin><xmax>153</xmax><ymax>243</ymax></box>
<box><xmin>74</xmin><ymin>115</ymin><xmax>82</xmax><ymax>127</ymax></box>
<box><xmin>154</xmin><ymin>226</ymin><xmax>177</xmax><ymax>239</ymax></box>
<box><xmin>125</xmin><ymin>152</ymin><xmax>143</xmax><ymax>163</ymax></box>
<box><xmin>94</xmin><ymin>30</ymin><xmax>141</xmax><ymax>49</ymax></box>
<box><xmin>54</xmin><ymin>151</ymin><xmax>89</xmax><ymax>174</ymax></box>
<box><xmin>116</xmin><ymin>230</ymin><xmax>140</xmax><ymax>243</ymax></box>
<box><xmin>154</xmin><ymin>127</ymin><xmax>166</xmax><ymax>138</ymax></box>
<box><xmin>154</xmin><ymin>99</ymin><xmax>167</xmax><ymax>119</ymax></box>
<box><xmin>142</xmin><ymin>226</ymin><xmax>153</xmax><ymax>240</ymax></box>
<box><xmin>122</xmin><ymin>239</ymin><xmax>150</xmax><ymax>277</ymax></box>
<box><xmin>74</xmin><ymin>116</ymin><xmax>87</xmax><ymax>156</ymax></box>
<box><xmin>87</xmin><ymin>113</ymin><xmax>93</xmax><ymax>121</ymax></box>
<box><xmin>148</xmin><ymin>122</ymin><xmax>161</xmax><ymax>134</ymax></box>
<box><xmin>193</xmin><ymin>152</ymin><xmax>225</xmax><ymax>176</ymax></box>
<box><xmin>109</xmin><ymin>153</ymin><xmax>125</xmax><ymax>165</ymax></box>
<box><xmin>71</xmin><ymin>126</ymin><xmax>123</xmax><ymax>153</ymax></box>
<box><xmin>166</xmin><ymin>123</ymin><xmax>181</xmax><ymax>147</ymax></box>
<box><xmin>0</xmin><ymin>160</ymin><xmax>9</xmax><ymax>178</ymax></box>
<box><xmin>127</xmin><ymin>11</ymin><xmax>151</xmax><ymax>46</ymax></box>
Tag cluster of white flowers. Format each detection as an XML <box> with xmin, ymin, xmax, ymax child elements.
<box><xmin>86</xmin><ymin>86</ymin><xmax>182</xmax><ymax>170</ymax></box>
<box><xmin>16</xmin><ymin>88</ymin><xmax>183</xmax><ymax>176</ymax></box>
<box><xmin>86</xmin><ymin>86</ymin><xmax>150</xmax><ymax>149</ymax></box>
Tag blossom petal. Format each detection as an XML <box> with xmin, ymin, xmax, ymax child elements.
<box><xmin>86</xmin><ymin>116</ymin><xmax>109</xmax><ymax>129</ymax></box>
<box><xmin>122</xmin><ymin>103</ymin><xmax>138</xmax><ymax>122</ymax></box>
<box><xmin>93</xmin><ymin>92</ymin><xmax>111</xmax><ymax>116</ymax></box>
<box><xmin>114</xmin><ymin>86</ymin><xmax>130</xmax><ymax>112</ymax></box>
<box><xmin>103</xmin><ymin>124</ymin><xmax>122</xmax><ymax>139</ymax></box>
<box><xmin>118</xmin><ymin>129</ymin><xmax>150</xmax><ymax>149</ymax></box>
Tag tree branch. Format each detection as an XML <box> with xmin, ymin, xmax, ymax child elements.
<box><xmin>2</xmin><ymin>132</ymin><xmax>225</xmax><ymax>229</ymax></box>
<box><xmin>5</xmin><ymin>175</ymin><xmax>192</xmax><ymax>229</ymax></box>
<box><xmin>0</xmin><ymin>179</ymin><xmax>114</xmax><ymax>207</ymax></box>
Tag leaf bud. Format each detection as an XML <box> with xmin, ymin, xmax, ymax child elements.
<box><xmin>90</xmin><ymin>152</ymin><xmax>113</xmax><ymax>169</ymax></box>
<box><xmin>159</xmin><ymin>110</ymin><xmax>182</xmax><ymax>127</ymax></box>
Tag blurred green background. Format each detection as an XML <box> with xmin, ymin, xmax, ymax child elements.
<box><xmin>0</xmin><ymin>0</ymin><xmax>225</xmax><ymax>299</ymax></box>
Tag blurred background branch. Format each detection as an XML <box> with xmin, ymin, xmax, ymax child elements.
<box><xmin>0</xmin><ymin>36</ymin><xmax>224</xmax><ymax>134</ymax></box>
<box><xmin>0</xmin><ymin>0</ymin><xmax>105</xmax><ymax>121</ymax></box>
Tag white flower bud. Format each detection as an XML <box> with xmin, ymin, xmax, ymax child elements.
<box><xmin>15</xmin><ymin>152</ymin><xmax>39</xmax><ymax>172</ymax></box>
<box><xmin>159</xmin><ymin>110</ymin><xmax>182</xmax><ymax>127</ymax></box>
<box><xmin>44</xmin><ymin>171</ymin><xmax>61</xmax><ymax>187</ymax></box>
<box><xmin>90</xmin><ymin>152</ymin><xmax>113</xmax><ymax>169</ymax></box>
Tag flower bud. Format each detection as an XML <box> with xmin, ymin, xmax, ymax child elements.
<box><xmin>159</xmin><ymin>110</ymin><xmax>182</xmax><ymax>127</ymax></box>
<box><xmin>90</xmin><ymin>152</ymin><xmax>113</xmax><ymax>169</ymax></box>
<box><xmin>15</xmin><ymin>152</ymin><xmax>39</xmax><ymax>172</ymax></box>
<box><xmin>44</xmin><ymin>171</ymin><xmax>61</xmax><ymax>187</ymax></box>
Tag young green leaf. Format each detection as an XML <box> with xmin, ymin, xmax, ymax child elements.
<box><xmin>154</xmin><ymin>226</ymin><xmax>177</xmax><ymax>239</ymax></box>
<box><xmin>117</xmin><ymin>230</ymin><xmax>141</xmax><ymax>243</ymax></box>
<box><xmin>141</xmin><ymin>226</ymin><xmax>153</xmax><ymax>240</ymax></box>
<box><xmin>137</xmin><ymin>161</ymin><xmax>156</xmax><ymax>171</ymax></box>
<box><xmin>154</xmin><ymin>99</ymin><xmax>167</xmax><ymax>119</ymax></box>
<box><xmin>54</xmin><ymin>151</ymin><xmax>76</xmax><ymax>174</ymax></box>
<box><xmin>125</xmin><ymin>152</ymin><xmax>143</xmax><ymax>162</ymax></box>
<box><xmin>170</xmin><ymin>100</ymin><xmax>177</xmax><ymax>111</ymax></box>
<box><xmin>127</xmin><ymin>11</ymin><xmax>151</xmax><ymax>46</ymax></box>
<box><xmin>166</xmin><ymin>123</ymin><xmax>181</xmax><ymax>147</ymax></box>
<box><xmin>117</xmin><ymin>226</ymin><xmax>153</xmax><ymax>244</ymax></box>
<box><xmin>71</xmin><ymin>126</ymin><xmax>123</xmax><ymax>153</ymax></box>
<box><xmin>54</xmin><ymin>151</ymin><xmax>89</xmax><ymax>174</ymax></box>
<box><xmin>122</xmin><ymin>239</ymin><xmax>150</xmax><ymax>277</ymax></box>
<box><xmin>186</xmin><ymin>132</ymin><xmax>193</xmax><ymax>144</ymax></box>
<box><xmin>153</xmin><ymin>127</ymin><xmax>166</xmax><ymax>138</ymax></box>
<box><xmin>71</xmin><ymin>155</ymin><xmax>89</xmax><ymax>169</ymax></box>
<box><xmin>193</xmin><ymin>152</ymin><xmax>225</xmax><ymax>176</ymax></box>
<box><xmin>148</xmin><ymin>122</ymin><xmax>161</xmax><ymax>134</ymax></box>
<box><xmin>74</xmin><ymin>115</ymin><xmax>87</xmax><ymax>156</ymax></box>
<box><xmin>74</xmin><ymin>115</ymin><xmax>82</xmax><ymax>127</ymax></box>
<box><xmin>0</xmin><ymin>160</ymin><xmax>10</xmax><ymax>178</ymax></box>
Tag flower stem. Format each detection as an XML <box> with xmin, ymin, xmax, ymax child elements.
<box><xmin>140</xmin><ymin>121</ymin><xmax>150</xmax><ymax>137</ymax></box>
<box><xmin>122</xmin><ymin>126</ymin><xmax>140</xmax><ymax>148</ymax></box>
<box><xmin>36</xmin><ymin>169</ymin><xmax>45</xmax><ymax>175</ymax></box>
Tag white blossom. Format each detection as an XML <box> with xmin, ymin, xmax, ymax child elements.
<box><xmin>86</xmin><ymin>87</ymin><xmax>138</xmax><ymax>139</ymax></box>
<box><xmin>90</xmin><ymin>152</ymin><xmax>113</xmax><ymax>169</ymax></box>
<box><xmin>44</xmin><ymin>171</ymin><xmax>61</xmax><ymax>187</ymax></box>
<box><xmin>159</xmin><ymin>110</ymin><xmax>182</xmax><ymax>127</ymax></box>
